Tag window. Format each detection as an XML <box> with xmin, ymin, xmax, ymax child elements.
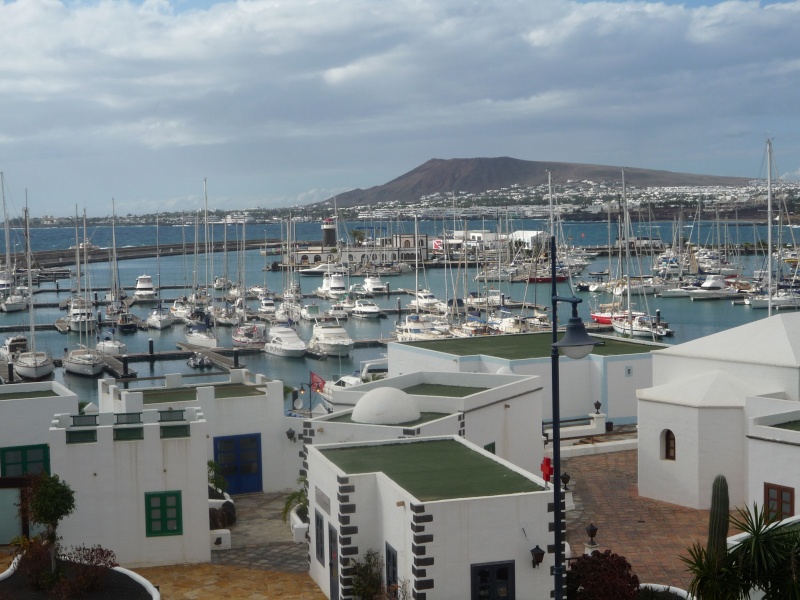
<box><xmin>145</xmin><ymin>491</ymin><xmax>183</xmax><ymax>537</ymax></box>
<box><xmin>663</xmin><ymin>430</ymin><xmax>676</xmax><ymax>461</ymax></box>
<box><xmin>0</xmin><ymin>444</ymin><xmax>50</xmax><ymax>476</ymax></box>
<box><xmin>315</xmin><ymin>510</ymin><xmax>325</xmax><ymax>564</ymax></box>
<box><xmin>471</xmin><ymin>561</ymin><xmax>515</xmax><ymax>600</ymax></box>
<box><xmin>386</xmin><ymin>542</ymin><xmax>398</xmax><ymax>598</ymax></box>
<box><xmin>765</xmin><ymin>483</ymin><xmax>794</xmax><ymax>521</ymax></box>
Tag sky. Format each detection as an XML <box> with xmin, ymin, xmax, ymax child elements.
<box><xmin>1</xmin><ymin>0</ymin><xmax>799</xmax><ymax>217</ymax></box>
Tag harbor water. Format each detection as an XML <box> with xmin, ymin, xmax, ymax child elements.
<box><xmin>5</xmin><ymin>218</ymin><xmax>788</xmax><ymax>405</ymax></box>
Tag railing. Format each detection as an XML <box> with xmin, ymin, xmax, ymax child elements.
<box><xmin>159</xmin><ymin>409</ymin><xmax>185</xmax><ymax>423</ymax></box>
<box><xmin>71</xmin><ymin>414</ymin><xmax>98</xmax><ymax>427</ymax></box>
<box><xmin>115</xmin><ymin>413</ymin><xmax>142</xmax><ymax>425</ymax></box>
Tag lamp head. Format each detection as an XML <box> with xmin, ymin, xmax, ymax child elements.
<box><xmin>530</xmin><ymin>545</ymin><xmax>545</xmax><ymax>568</ymax></box>
<box><xmin>286</xmin><ymin>428</ymin><xmax>297</xmax><ymax>442</ymax></box>
<box><xmin>553</xmin><ymin>299</ymin><xmax>598</xmax><ymax>359</ymax></box>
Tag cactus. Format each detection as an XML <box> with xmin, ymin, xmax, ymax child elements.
<box><xmin>707</xmin><ymin>474</ymin><xmax>729</xmax><ymax>562</ymax></box>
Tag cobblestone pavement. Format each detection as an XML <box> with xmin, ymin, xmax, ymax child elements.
<box><xmin>563</xmin><ymin>449</ymin><xmax>710</xmax><ymax>589</ymax></box>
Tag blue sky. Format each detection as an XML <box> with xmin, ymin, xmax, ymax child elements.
<box><xmin>1</xmin><ymin>0</ymin><xmax>799</xmax><ymax>217</ymax></box>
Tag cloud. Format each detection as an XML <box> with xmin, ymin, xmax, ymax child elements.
<box><xmin>0</xmin><ymin>0</ymin><xmax>799</xmax><ymax>215</ymax></box>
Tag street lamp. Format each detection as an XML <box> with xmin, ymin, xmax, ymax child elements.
<box><xmin>549</xmin><ymin>235</ymin><xmax>598</xmax><ymax>600</ymax></box>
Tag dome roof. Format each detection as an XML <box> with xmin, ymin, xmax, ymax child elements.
<box><xmin>351</xmin><ymin>387</ymin><xmax>420</xmax><ymax>425</ymax></box>
<box><xmin>496</xmin><ymin>366</ymin><xmax>514</xmax><ymax>374</ymax></box>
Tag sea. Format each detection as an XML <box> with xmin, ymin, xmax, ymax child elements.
<box><xmin>6</xmin><ymin>217</ymin><xmax>789</xmax><ymax>406</ymax></box>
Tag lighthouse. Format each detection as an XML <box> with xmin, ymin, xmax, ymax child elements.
<box><xmin>321</xmin><ymin>218</ymin><xmax>337</xmax><ymax>248</ymax></box>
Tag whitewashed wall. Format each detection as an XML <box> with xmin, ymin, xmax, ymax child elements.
<box><xmin>50</xmin><ymin>409</ymin><xmax>210</xmax><ymax>568</ymax></box>
<box><xmin>638</xmin><ymin>400</ymin><xmax>701</xmax><ymax>508</ymax></box>
<box><xmin>0</xmin><ymin>382</ymin><xmax>77</xmax><ymax>448</ymax></box>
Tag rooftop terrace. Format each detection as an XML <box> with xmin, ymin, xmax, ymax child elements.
<box><xmin>402</xmin><ymin>331</ymin><xmax>658</xmax><ymax>359</ymax></box>
<box><xmin>141</xmin><ymin>383</ymin><xmax>266</xmax><ymax>404</ymax></box>
<box><xmin>321</xmin><ymin>438</ymin><xmax>543</xmax><ymax>501</ymax></box>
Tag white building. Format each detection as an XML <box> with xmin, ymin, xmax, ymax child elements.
<box><xmin>306</xmin><ymin>436</ymin><xmax>556</xmax><ymax>600</ymax></box>
<box><xmin>0</xmin><ymin>381</ymin><xmax>78</xmax><ymax>544</ymax></box>
<box><xmin>386</xmin><ymin>332</ymin><xmax>657</xmax><ymax>425</ymax></box>
<box><xmin>638</xmin><ymin>313</ymin><xmax>800</xmax><ymax>515</ymax></box>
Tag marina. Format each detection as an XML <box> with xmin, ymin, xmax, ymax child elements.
<box><xmin>0</xmin><ymin>215</ymin><xmax>790</xmax><ymax>407</ymax></box>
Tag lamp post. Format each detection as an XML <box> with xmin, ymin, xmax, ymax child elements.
<box><xmin>549</xmin><ymin>235</ymin><xmax>598</xmax><ymax>600</ymax></box>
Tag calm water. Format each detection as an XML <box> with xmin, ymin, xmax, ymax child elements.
<box><xmin>10</xmin><ymin>218</ymin><xmax>787</xmax><ymax>405</ymax></box>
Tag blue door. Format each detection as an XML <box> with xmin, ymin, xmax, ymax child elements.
<box><xmin>213</xmin><ymin>434</ymin><xmax>262</xmax><ymax>494</ymax></box>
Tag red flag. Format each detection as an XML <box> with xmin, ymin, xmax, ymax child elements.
<box><xmin>310</xmin><ymin>372</ymin><xmax>326</xmax><ymax>393</ymax></box>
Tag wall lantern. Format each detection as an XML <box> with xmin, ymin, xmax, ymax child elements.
<box><xmin>530</xmin><ymin>545</ymin><xmax>546</xmax><ymax>568</ymax></box>
<box><xmin>286</xmin><ymin>428</ymin><xmax>297</xmax><ymax>443</ymax></box>
<box><xmin>586</xmin><ymin>523</ymin><xmax>598</xmax><ymax>544</ymax></box>
<box><xmin>560</xmin><ymin>471</ymin><xmax>571</xmax><ymax>492</ymax></box>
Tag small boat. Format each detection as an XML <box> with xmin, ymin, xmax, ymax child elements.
<box><xmin>0</xmin><ymin>335</ymin><xmax>28</xmax><ymax>362</ymax></box>
<box><xmin>146</xmin><ymin>305</ymin><xmax>174</xmax><ymax>330</ymax></box>
<box><xmin>350</xmin><ymin>299</ymin><xmax>381</xmax><ymax>319</ymax></box>
<box><xmin>362</xmin><ymin>275</ymin><xmax>388</xmax><ymax>295</ymax></box>
<box><xmin>95</xmin><ymin>330</ymin><xmax>128</xmax><ymax>356</ymax></box>
<box><xmin>298</xmin><ymin>262</ymin><xmax>350</xmax><ymax>277</ymax></box>
<box><xmin>612</xmin><ymin>315</ymin><xmax>672</xmax><ymax>340</ymax></box>
<box><xmin>263</xmin><ymin>324</ymin><xmax>307</xmax><ymax>358</ymax></box>
<box><xmin>326</xmin><ymin>302</ymin><xmax>349</xmax><ymax>320</ymax></box>
<box><xmin>67</xmin><ymin>297</ymin><xmax>96</xmax><ymax>333</ymax></box>
<box><xmin>186</xmin><ymin>324</ymin><xmax>218</xmax><ymax>349</ymax></box>
<box><xmin>187</xmin><ymin>352</ymin><xmax>213</xmax><ymax>369</ymax></box>
<box><xmin>213</xmin><ymin>276</ymin><xmax>233</xmax><ymax>290</ymax></box>
<box><xmin>63</xmin><ymin>346</ymin><xmax>105</xmax><ymax>377</ymax></box>
<box><xmin>0</xmin><ymin>288</ymin><xmax>28</xmax><ymax>312</ymax></box>
<box><xmin>308</xmin><ymin>320</ymin><xmax>354</xmax><ymax>357</ymax></box>
<box><xmin>133</xmin><ymin>274</ymin><xmax>157</xmax><ymax>301</ymax></box>
<box><xmin>257</xmin><ymin>296</ymin><xmax>277</xmax><ymax>317</ymax></box>
<box><xmin>395</xmin><ymin>314</ymin><xmax>450</xmax><ymax>341</ymax></box>
<box><xmin>116</xmin><ymin>311</ymin><xmax>139</xmax><ymax>333</ymax></box>
<box><xmin>232</xmin><ymin>323</ymin><xmax>268</xmax><ymax>348</ymax></box>
<box><xmin>318</xmin><ymin>374</ymin><xmax>362</xmax><ymax>402</ymax></box>
<box><xmin>315</xmin><ymin>273</ymin><xmax>348</xmax><ymax>299</ymax></box>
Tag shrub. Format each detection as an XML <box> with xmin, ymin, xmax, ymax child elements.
<box><xmin>60</xmin><ymin>544</ymin><xmax>118</xmax><ymax>593</ymax></box>
<box><xmin>14</xmin><ymin>536</ymin><xmax>59</xmax><ymax>591</ymax></box>
<box><xmin>350</xmin><ymin>549</ymin><xmax>384</xmax><ymax>600</ymax></box>
<box><xmin>565</xmin><ymin>550</ymin><xmax>640</xmax><ymax>600</ymax></box>
<box><xmin>282</xmin><ymin>475</ymin><xmax>308</xmax><ymax>523</ymax></box>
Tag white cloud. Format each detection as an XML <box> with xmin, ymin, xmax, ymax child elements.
<box><xmin>0</xmin><ymin>0</ymin><xmax>799</xmax><ymax>215</ymax></box>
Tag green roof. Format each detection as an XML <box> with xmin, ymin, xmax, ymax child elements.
<box><xmin>401</xmin><ymin>331</ymin><xmax>655</xmax><ymax>359</ymax></box>
<box><xmin>141</xmin><ymin>383</ymin><xmax>265</xmax><ymax>405</ymax></box>
<box><xmin>327</xmin><ymin>411</ymin><xmax>450</xmax><ymax>426</ymax></box>
<box><xmin>321</xmin><ymin>439</ymin><xmax>543</xmax><ymax>501</ymax></box>
<box><xmin>774</xmin><ymin>420</ymin><xmax>800</xmax><ymax>432</ymax></box>
<box><xmin>401</xmin><ymin>384</ymin><xmax>488</xmax><ymax>397</ymax></box>
<box><xmin>0</xmin><ymin>390</ymin><xmax>59</xmax><ymax>399</ymax></box>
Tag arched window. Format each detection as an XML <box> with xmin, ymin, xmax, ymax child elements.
<box><xmin>403</xmin><ymin>240</ymin><xmax>411</xmax><ymax>248</ymax></box>
<box><xmin>662</xmin><ymin>429</ymin><xmax>676</xmax><ymax>460</ymax></box>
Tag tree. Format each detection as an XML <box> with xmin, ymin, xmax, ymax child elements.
<box><xmin>26</xmin><ymin>473</ymin><xmax>76</xmax><ymax>573</ymax></box>
<box><xmin>565</xmin><ymin>550</ymin><xmax>639</xmax><ymax>600</ymax></box>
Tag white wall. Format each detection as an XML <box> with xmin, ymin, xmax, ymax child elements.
<box><xmin>697</xmin><ymin>407</ymin><xmax>745</xmax><ymax>509</ymax></box>
<box><xmin>110</xmin><ymin>373</ymin><xmax>303</xmax><ymax>493</ymax></box>
<box><xmin>50</xmin><ymin>409</ymin><xmax>211</xmax><ymax>568</ymax></box>
<box><xmin>0</xmin><ymin>382</ymin><xmax>77</xmax><ymax>449</ymax></box>
<box><xmin>638</xmin><ymin>400</ymin><xmax>701</xmax><ymax>508</ymax></box>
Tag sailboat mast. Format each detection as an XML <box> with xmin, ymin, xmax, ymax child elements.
<box><xmin>25</xmin><ymin>203</ymin><xmax>35</xmax><ymax>352</ymax></box>
<box><xmin>767</xmin><ymin>138</ymin><xmax>773</xmax><ymax>316</ymax></box>
<box><xmin>622</xmin><ymin>169</ymin><xmax>633</xmax><ymax>331</ymax></box>
<box><xmin>2</xmin><ymin>174</ymin><xmax>10</xmax><ymax>278</ymax></box>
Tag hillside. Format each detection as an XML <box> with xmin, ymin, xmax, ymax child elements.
<box><xmin>323</xmin><ymin>157</ymin><xmax>753</xmax><ymax>208</ymax></box>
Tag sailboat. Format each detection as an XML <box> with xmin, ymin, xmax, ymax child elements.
<box><xmin>13</xmin><ymin>204</ymin><xmax>55</xmax><ymax>380</ymax></box>
<box><xmin>0</xmin><ymin>186</ymin><xmax>28</xmax><ymax>313</ymax></box>
<box><xmin>63</xmin><ymin>210</ymin><xmax>104</xmax><ymax>376</ymax></box>
<box><xmin>67</xmin><ymin>211</ymin><xmax>96</xmax><ymax>334</ymax></box>
<box><xmin>185</xmin><ymin>179</ymin><xmax>218</xmax><ymax>348</ymax></box>
<box><xmin>146</xmin><ymin>214</ymin><xmax>174</xmax><ymax>329</ymax></box>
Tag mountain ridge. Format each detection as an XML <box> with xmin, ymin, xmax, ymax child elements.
<box><xmin>322</xmin><ymin>157</ymin><xmax>753</xmax><ymax>208</ymax></box>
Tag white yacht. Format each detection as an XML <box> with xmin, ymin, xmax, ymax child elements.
<box><xmin>298</xmin><ymin>262</ymin><xmax>349</xmax><ymax>277</ymax></box>
<box><xmin>146</xmin><ymin>306</ymin><xmax>174</xmax><ymax>330</ymax></box>
<box><xmin>133</xmin><ymin>274</ymin><xmax>157</xmax><ymax>301</ymax></box>
<box><xmin>63</xmin><ymin>346</ymin><xmax>105</xmax><ymax>377</ymax></box>
<box><xmin>95</xmin><ymin>330</ymin><xmax>128</xmax><ymax>356</ymax></box>
<box><xmin>68</xmin><ymin>297</ymin><xmax>96</xmax><ymax>333</ymax></box>
<box><xmin>315</xmin><ymin>273</ymin><xmax>348</xmax><ymax>299</ymax></box>
<box><xmin>362</xmin><ymin>275</ymin><xmax>388</xmax><ymax>295</ymax></box>
<box><xmin>308</xmin><ymin>320</ymin><xmax>354</xmax><ymax>357</ymax></box>
<box><xmin>257</xmin><ymin>296</ymin><xmax>277</xmax><ymax>317</ymax></box>
<box><xmin>263</xmin><ymin>324</ymin><xmax>307</xmax><ymax>358</ymax></box>
<box><xmin>0</xmin><ymin>335</ymin><xmax>28</xmax><ymax>362</ymax></box>
<box><xmin>186</xmin><ymin>325</ymin><xmax>218</xmax><ymax>348</ymax></box>
<box><xmin>395</xmin><ymin>314</ymin><xmax>450</xmax><ymax>342</ymax></box>
<box><xmin>0</xmin><ymin>288</ymin><xmax>28</xmax><ymax>312</ymax></box>
<box><xmin>350</xmin><ymin>299</ymin><xmax>381</xmax><ymax>319</ymax></box>
<box><xmin>14</xmin><ymin>350</ymin><xmax>55</xmax><ymax>380</ymax></box>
